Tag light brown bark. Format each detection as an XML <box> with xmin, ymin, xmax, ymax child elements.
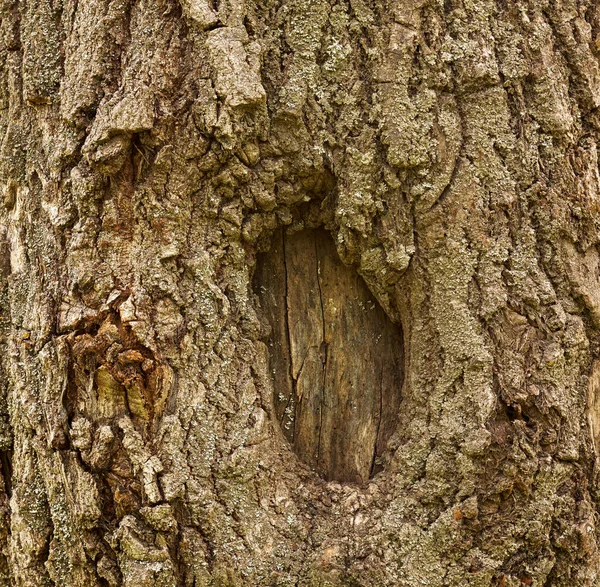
<box><xmin>1</xmin><ymin>0</ymin><xmax>600</xmax><ymax>585</ymax></box>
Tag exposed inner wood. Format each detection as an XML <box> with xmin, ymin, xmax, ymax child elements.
<box><xmin>255</xmin><ymin>228</ymin><xmax>404</xmax><ymax>483</ymax></box>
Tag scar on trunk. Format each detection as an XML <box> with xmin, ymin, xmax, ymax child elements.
<box><xmin>254</xmin><ymin>228</ymin><xmax>404</xmax><ymax>484</ymax></box>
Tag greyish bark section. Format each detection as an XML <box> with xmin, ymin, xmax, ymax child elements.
<box><xmin>0</xmin><ymin>0</ymin><xmax>599</xmax><ymax>585</ymax></box>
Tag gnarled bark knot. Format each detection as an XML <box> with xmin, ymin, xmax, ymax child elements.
<box><xmin>255</xmin><ymin>228</ymin><xmax>404</xmax><ymax>484</ymax></box>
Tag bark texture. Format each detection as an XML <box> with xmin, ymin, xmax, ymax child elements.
<box><xmin>1</xmin><ymin>0</ymin><xmax>600</xmax><ymax>585</ymax></box>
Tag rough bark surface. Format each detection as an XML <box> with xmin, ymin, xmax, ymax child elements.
<box><xmin>1</xmin><ymin>0</ymin><xmax>600</xmax><ymax>585</ymax></box>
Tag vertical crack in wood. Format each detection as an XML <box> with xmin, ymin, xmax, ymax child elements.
<box><xmin>281</xmin><ymin>230</ymin><xmax>296</xmax><ymax>442</ymax></box>
<box><xmin>314</xmin><ymin>231</ymin><xmax>327</xmax><ymax>471</ymax></box>
<box><xmin>371</xmin><ymin>368</ymin><xmax>384</xmax><ymax>478</ymax></box>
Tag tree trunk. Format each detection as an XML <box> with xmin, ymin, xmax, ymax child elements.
<box><xmin>1</xmin><ymin>0</ymin><xmax>600</xmax><ymax>584</ymax></box>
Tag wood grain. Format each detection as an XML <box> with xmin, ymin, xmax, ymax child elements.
<box><xmin>255</xmin><ymin>228</ymin><xmax>404</xmax><ymax>483</ymax></box>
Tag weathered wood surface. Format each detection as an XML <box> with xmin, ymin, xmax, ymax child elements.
<box><xmin>255</xmin><ymin>228</ymin><xmax>403</xmax><ymax>483</ymax></box>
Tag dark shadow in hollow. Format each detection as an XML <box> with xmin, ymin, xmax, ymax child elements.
<box><xmin>0</xmin><ymin>450</ymin><xmax>12</xmax><ymax>498</ymax></box>
<box><xmin>254</xmin><ymin>228</ymin><xmax>404</xmax><ymax>484</ymax></box>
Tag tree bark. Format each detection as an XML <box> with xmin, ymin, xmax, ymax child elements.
<box><xmin>1</xmin><ymin>0</ymin><xmax>600</xmax><ymax>585</ymax></box>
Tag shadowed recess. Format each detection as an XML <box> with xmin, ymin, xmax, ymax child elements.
<box><xmin>254</xmin><ymin>228</ymin><xmax>404</xmax><ymax>483</ymax></box>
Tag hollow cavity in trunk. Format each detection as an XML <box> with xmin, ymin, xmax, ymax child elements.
<box><xmin>255</xmin><ymin>228</ymin><xmax>404</xmax><ymax>483</ymax></box>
